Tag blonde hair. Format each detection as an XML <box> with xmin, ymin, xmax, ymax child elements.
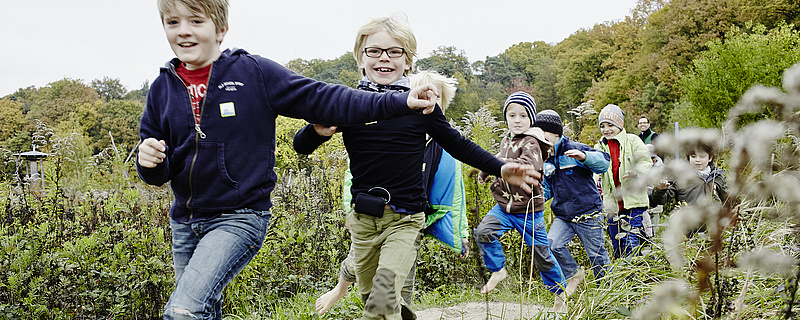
<box><xmin>352</xmin><ymin>16</ymin><xmax>417</xmax><ymax>77</ymax></box>
<box><xmin>158</xmin><ymin>0</ymin><xmax>229</xmax><ymax>34</ymax></box>
<box><xmin>410</xmin><ymin>70</ymin><xmax>458</xmax><ymax>112</ymax></box>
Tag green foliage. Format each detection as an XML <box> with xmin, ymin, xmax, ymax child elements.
<box><xmin>415</xmin><ymin>46</ymin><xmax>472</xmax><ymax>77</ymax></box>
<box><xmin>0</xmin><ymin>132</ymin><xmax>172</xmax><ymax>319</ymax></box>
<box><xmin>91</xmin><ymin>77</ymin><xmax>128</xmax><ymax>102</ymax></box>
<box><xmin>680</xmin><ymin>22</ymin><xmax>800</xmax><ymax>128</ymax></box>
<box><xmin>0</xmin><ymin>99</ymin><xmax>25</xmax><ymax>143</ymax></box>
<box><xmin>285</xmin><ymin>53</ymin><xmax>359</xmax><ymax>87</ymax></box>
<box><xmin>95</xmin><ymin>99</ymin><xmax>144</xmax><ymax>153</ymax></box>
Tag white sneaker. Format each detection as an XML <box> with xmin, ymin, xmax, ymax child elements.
<box><xmin>565</xmin><ymin>268</ymin><xmax>585</xmax><ymax>297</ymax></box>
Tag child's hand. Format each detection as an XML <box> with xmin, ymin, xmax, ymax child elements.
<box><xmin>407</xmin><ymin>84</ymin><xmax>440</xmax><ymax>114</ymax></box>
<box><xmin>138</xmin><ymin>138</ymin><xmax>167</xmax><ymax>168</ymax></box>
<box><xmin>460</xmin><ymin>238</ymin><xmax>470</xmax><ymax>258</ymax></box>
<box><xmin>656</xmin><ymin>180</ymin><xmax>670</xmax><ymax>190</ymax></box>
<box><xmin>313</xmin><ymin>124</ymin><xmax>337</xmax><ymax>137</ymax></box>
<box><xmin>564</xmin><ymin>149</ymin><xmax>586</xmax><ymax>161</ymax></box>
<box><xmin>477</xmin><ymin>171</ymin><xmax>490</xmax><ymax>184</ymax></box>
<box><xmin>500</xmin><ymin>163</ymin><xmax>541</xmax><ymax>194</ymax></box>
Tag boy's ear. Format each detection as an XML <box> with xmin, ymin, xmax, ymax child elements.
<box><xmin>216</xmin><ymin>24</ymin><xmax>229</xmax><ymax>43</ymax></box>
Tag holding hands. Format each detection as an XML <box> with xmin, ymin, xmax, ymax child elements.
<box><xmin>407</xmin><ymin>84</ymin><xmax>440</xmax><ymax>114</ymax></box>
<box><xmin>499</xmin><ymin>163</ymin><xmax>541</xmax><ymax>194</ymax></box>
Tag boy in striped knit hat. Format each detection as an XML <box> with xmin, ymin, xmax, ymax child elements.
<box><xmin>475</xmin><ymin>92</ymin><xmax>569</xmax><ymax>312</ymax></box>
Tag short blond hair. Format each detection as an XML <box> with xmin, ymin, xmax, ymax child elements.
<box><xmin>158</xmin><ymin>0</ymin><xmax>229</xmax><ymax>34</ymax></box>
<box><xmin>410</xmin><ymin>70</ymin><xmax>458</xmax><ymax>112</ymax></box>
<box><xmin>353</xmin><ymin>16</ymin><xmax>417</xmax><ymax>77</ymax></box>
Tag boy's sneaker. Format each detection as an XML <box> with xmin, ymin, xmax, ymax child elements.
<box><xmin>551</xmin><ymin>292</ymin><xmax>568</xmax><ymax>313</ymax></box>
<box><xmin>565</xmin><ymin>268</ymin><xmax>585</xmax><ymax>297</ymax></box>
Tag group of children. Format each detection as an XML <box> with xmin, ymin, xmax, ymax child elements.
<box><xmin>137</xmin><ymin>1</ymin><xmax>729</xmax><ymax>319</ymax></box>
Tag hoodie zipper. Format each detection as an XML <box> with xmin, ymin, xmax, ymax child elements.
<box><xmin>170</xmin><ymin>61</ymin><xmax>213</xmax><ymax>222</ymax></box>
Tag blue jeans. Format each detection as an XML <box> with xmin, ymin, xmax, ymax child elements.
<box><xmin>547</xmin><ymin>215</ymin><xmax>610</xmax><ymax>279</ymax></box>
<box><xmin>474</xmin><ymin>205</ymin><xmax>566</xmax><ymax>295</ymax></box>
<box><xmin>607</xmin><ymin>207</ymin><xmax>645</xmax><ymax>258</ymax></box>
<box><xmin>164</xmin><ymin>209</ymin><xmax>271</xmax><ymax>320</ymax></box>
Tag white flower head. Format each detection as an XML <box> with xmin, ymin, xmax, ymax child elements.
<box><xmin>739</xmin><ymin>249</ymin><xmax>798</xmax><ymax>278</ymax></box>
<box><xmin>632</xmin><ymin>279</ymin><xmax>692</xmax><ymax>320</ymax></box>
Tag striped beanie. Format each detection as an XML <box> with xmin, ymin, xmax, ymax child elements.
<box><xmin>503</xmin><ymin>91</ymin><xmax>536</xmax><ymax>127</ymax></box>
<box><xmin>598</xmin><ymin>104</ymin><xmax>624</xmax><ymax>129</ymax></box>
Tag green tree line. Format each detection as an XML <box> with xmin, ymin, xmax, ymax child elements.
<box><xmin>1</xmin><ymin>0</ymin><xmax>799</xmax><ymax>165</ymax></box>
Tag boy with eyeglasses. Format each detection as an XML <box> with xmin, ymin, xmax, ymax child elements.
<box><xmin>294</xmin><ymin>16</ymin><xmax>539</xmax><ymax>320</ymax></box>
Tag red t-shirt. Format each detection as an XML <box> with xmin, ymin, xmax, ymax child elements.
<box><xmin>176</xmin><ymin>63</ymin><xmax>212</xmax><ymax>124</ymax></box>
<box><xmin>607</xmin><ymin>138</ymin><xmax>624</xmax><ymax>210</ymax></box>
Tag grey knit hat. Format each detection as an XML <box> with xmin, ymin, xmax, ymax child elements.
<box><xmin>598</xmin><ymin>104</ymin><xmax>624</xmax><ymax>129</ymax></box>
<box><xmin>503</xmin><ymin>91</ymin><xmax>536</xmax><ymax>127</ymax></box>
<box><xmin>534</xmin><ymin>110</ymin><xmax>563</xmax><ymax>136</ymax></box>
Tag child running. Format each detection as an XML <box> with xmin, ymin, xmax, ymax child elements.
<box><xmin>293</xmin><ymin>17</ymin><xmax>538</xmax><ymax>320</ymax></box>
<box><xmin>651</xmin><ymin>141</ymin><xmax>729</xmax><ymax>234</ymax></box>
<box><xmin>138</xmin><ymin>1</ymin><xmax>440</xmax><ymax>317</ymax></box>
<box><xmin>312</xmin><ymin>70</ymin><xmax>468</xmax><ymax>316</ymax></box>
<box><xmin>475</xmin><ymin>92</ymin><xmax>568</xmax><ymax>312</ymax></box>
<box><xmin>535</xmin><ymin>110</ymin><xmax>611</xmax><ymax>293</ymax></box>
<box><xmin>594</xmin><ymin>104</ymin><xmax>652</xmax><ymax>258</ymax></box>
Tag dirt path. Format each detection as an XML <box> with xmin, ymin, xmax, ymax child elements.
<box><xmin>414</xmin><ymin>302</ymin><xmax>556</xmax><ymax>320</ymax></box>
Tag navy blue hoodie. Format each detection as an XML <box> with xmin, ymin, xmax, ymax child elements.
<box><xmin>137</xmin><ymin>49</ymin><xmax>416</xmax><ymax>223</ymax></box>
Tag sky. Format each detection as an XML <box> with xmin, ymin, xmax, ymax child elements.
<box><xmin>0</xmin><ymin>0</ymin><xmax>639</xmax><ymax>97</ymax></box>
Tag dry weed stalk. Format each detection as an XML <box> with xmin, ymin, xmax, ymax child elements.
<box><xmin>633</xmin><ymin>63</ymin><xmax>800</xmax><ymax>319</ymax></box>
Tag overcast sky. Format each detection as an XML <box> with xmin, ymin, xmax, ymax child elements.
<box><xmin>1</xmin><ymin>0</ymin><xmax>638</xmax><ymax>97</ymax></box>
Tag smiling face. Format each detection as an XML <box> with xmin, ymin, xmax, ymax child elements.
<box><xmin>638</xmin><ymin>117</ymin><xmax>650</xmax><ymax>133</ymax></box>
<box><xmin>359</xmin><ymin>31</ymin><xmax>409</xmax><ymax>85</ymax></box>
<box><xmin>505</xmin><ymin>103</ymin><xmax>532</xmax><ymax>136</ymax></box>
<box><xmin>162</xmin><ymin>2</ymin><xmax>228</xmax><ymax>70</ymax></box>
<box><xmin>689</xmin><ymin>149</ymin><xmax>712</xmax><ymax>170</ymax></box>
<box><xmin>600</xmin><ymin>122</ymin><xmax>622</xmax><ymax>139</ymax></box>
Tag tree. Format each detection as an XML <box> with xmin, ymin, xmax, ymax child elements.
<box><xmin>0</xmin><ymin>99</ymin><xmax>26</xmax><ymax>142</ymax></box>
<box><xmin>503</xmin><ymin>42</ymin><xmax>559</xmax><ymax>112</ymax></box>
<box><xmin>91</xmin><ymin>77</ymin><xmax>127</xmax><ymax>102</ymax></box>
<box><xmin>415</xmin><ymin>46</ymin><xmax>472</xmax><ymax>77</ymax></box>
<box><xmin>22</xmin><ymin>78</ymin><xmax>101</xmax><ymax>130</ymax></box>
<box><xmin>554</xmin><ymin>28</ymin><xmax>613</xmax><ymax>108</ymax></box>
<box><xmin>679</xmin><ymin>23</ymin><xmax>800</xmax><ymax>128</ymax></box>
<box><xmin>124</xmin><ymin>80</ymin><xmax>150</xmax><ymax>105</ymax></box>
<box><xmin>285</xmin><ymin>53</ymin><xmax>359</xmax><ymax>87</ymax></box>
<box><xmin>96</xmin><ymin>99</ymin><xmax>145</xmax><ymax>152</ymax></box>
<box><xmin>480</xmin><ymin>54</ymin><xmax>524</xmax><ymax>86</ymax></box>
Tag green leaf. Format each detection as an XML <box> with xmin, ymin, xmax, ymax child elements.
<box><xmin>615</xmin><ymin>305</ymin><xmax>631</xmax><ymax>316</ymax></box>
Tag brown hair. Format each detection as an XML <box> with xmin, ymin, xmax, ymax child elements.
<box><xmin>158</xmin><ymin>0</ymin><xmax>229</xmax><ymax>34</ymax></box>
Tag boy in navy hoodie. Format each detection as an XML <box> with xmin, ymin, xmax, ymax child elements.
<box><xmin>137</xmin><ymin>1</ymin><xmax>444</xmax><ymax>318</ymax></box>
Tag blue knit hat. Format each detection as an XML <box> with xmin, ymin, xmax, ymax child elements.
<box><xmin>503</xmin><ymin>91</ymin><xmax>536</xmax><ymax>127</ymax></box>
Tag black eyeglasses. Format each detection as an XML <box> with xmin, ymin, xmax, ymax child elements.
<box><xmin>364</xmin><ymin>47</ymin><xmax>405</xmax><ymax>58</ymax></box>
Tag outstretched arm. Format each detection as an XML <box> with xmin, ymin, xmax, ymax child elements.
<box><xmin>500</xmin><ymin>163</ymin><xmax>541</xmax><ymax>194</ymax></box>
<box><xmin>293</xmin><ymin>124</ymin><xmax>336</xmax><ymax>155</ymax></box>
<box><xmin>407</xmin><ymin>84</ymin><xmax>440</xmax><ymax>114</ymax></box>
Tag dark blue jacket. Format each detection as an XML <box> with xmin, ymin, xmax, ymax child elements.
<box><xmin>137</xmin><ymin>48</ymin><xmax>416</xmax><ymax>223</ymax></box>
<box><xmin>293</xmin><ymin>104</ymin><xmax>503</xmax><ymax>213</ymax></box>
<box><xmin>542</xmin><ymin>135</ymin><xmax>610</xmax><ymax>221</ymax></box>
